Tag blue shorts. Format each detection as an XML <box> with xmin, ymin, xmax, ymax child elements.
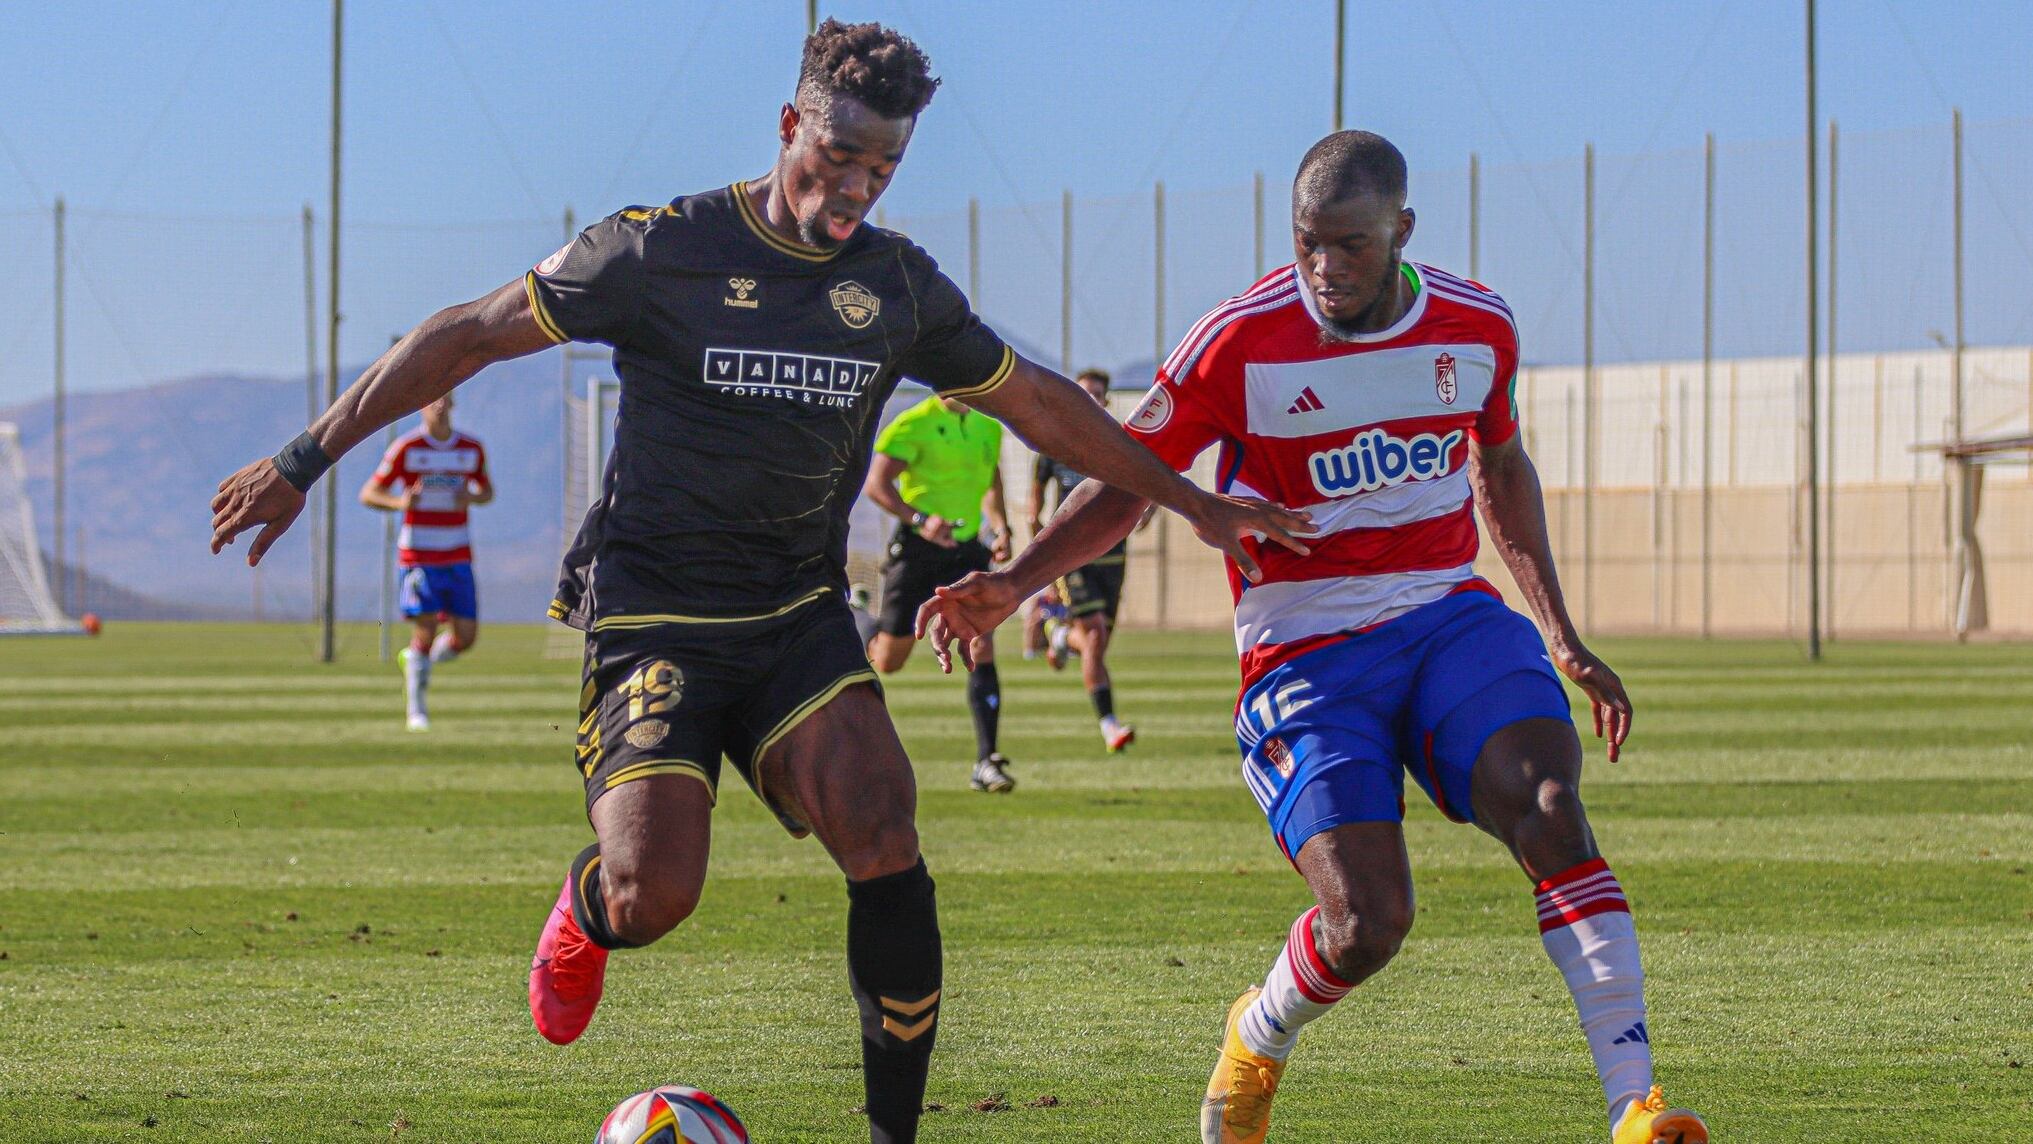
<box><xmin>1234</xmin><ymin>590</ymin><xmax>1572</xmax><ymax>860</ymax></box>
<box><xmin>400</xmin><ymin>563</ymin><xmax>478</xmax><ymax>620</ymax></box>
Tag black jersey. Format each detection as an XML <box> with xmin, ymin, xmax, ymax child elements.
<box><xmin>1033</xmin><ymin>453</ymin><xmax>1128</xmax><ymax>559</ymax></box>
<box><xmin>534</xmin><ymin>184</ymin><xmax>1014</xmax><ymax>629</ymax></box>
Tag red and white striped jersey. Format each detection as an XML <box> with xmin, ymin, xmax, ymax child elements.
<box><xmin>1127</xmin><ymin>261</ymin><xmax>1520</xmax><ymax>686</ymax></box>
<box><xmin>368</xmin><ymin>428</ymin><xmax>491</xmax><ymax>567</ymax></box>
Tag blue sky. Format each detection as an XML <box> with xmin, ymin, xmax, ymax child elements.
<box><xmin>2</xmin><ymin>0</ymin><xmax>2031</xmax><ymax>398</ymax></box>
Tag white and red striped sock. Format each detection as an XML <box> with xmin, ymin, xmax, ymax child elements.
<box><xmin>429</xmin><ymin>631</ymin><xmax>459</xmax><ymax>665</ymax></box>
<box><xmin>1536</xmin><ymin>857</ymin><xmax>1652</xmax><ymax>1129</ymax></box>
<box><xmin>1237</xmin><ymin>906</ymin><xmax>1352</xmax><ymax>1061</ymax></box>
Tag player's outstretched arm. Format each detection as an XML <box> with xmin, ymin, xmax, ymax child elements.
<box><xmin>1470</xmin><ymin>435</ymin><xmax>1633</xmax><ymax>760</ymax></box>
<box><xmin>964</xmin><ymin>356</ymin><xmax>1313</xmax><ymax>580</ymax></box>
<box><xmin>916</xmin><ymin>476</ymin><xmax>1143</xmax><ymax>673</ymax></box>
<box><xmin>210</xmin><ymin>280</ymin><xmax>554</xmax><ymax>565</ymax></box>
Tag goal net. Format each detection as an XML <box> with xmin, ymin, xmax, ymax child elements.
<box><xmin>0</xmin><ymin>423</ymin><xmax>82</xmax><ymax>634</ymax></box>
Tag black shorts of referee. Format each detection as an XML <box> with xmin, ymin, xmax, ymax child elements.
<box><xmin>876</xmin><ymin>525</ymin><xmax>994</xmax><ymax>637</ymax></box>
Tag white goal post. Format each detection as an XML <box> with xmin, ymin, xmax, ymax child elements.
<box><xmin>543</xmin><ymin>377</ymin><xmax>622</xmax><ymax>658</ymax></box>
<box><xmin>0</xmin><ymin>423</ymin><xmax>82</xmax><ymax>635</ymax></box>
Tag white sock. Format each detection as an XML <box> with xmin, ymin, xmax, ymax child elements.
<box><xmin>1536</xmin><ymin>858</ymin><xmax>1652</xmax><ymax>1130</ymax></box>
<box><xmin>429</xmin><ymin>631</ymin><xmax>459</xmax><ymax>665</ymax></box>
<box><xmin>404</xmin><ymin>645</ymin><xmax>431</xmax><ymax>716</ymax></box>
<box><xmin>1237</xmin><ymin>907</ymin><xmax>1352</xmax><ymax>1061</ymax></box>
<box><xmin>1100</xmin><ymin>715</ymin><xmax>1122</xmax><ymax>735</ymax></box>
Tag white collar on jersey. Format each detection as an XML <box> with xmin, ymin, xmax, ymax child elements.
<box><xmin>1295</xmin><ymin>262</ymin><xmax>1430</xmax><ymax>343</ymax></box>
<box><xmin>422</xmin><ymin>428</ymin><xmax>459</xmax><ymax>448</ymax></box>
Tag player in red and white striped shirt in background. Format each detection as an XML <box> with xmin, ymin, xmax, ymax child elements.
<box><xmin>918</xmin><ymin>132</ymin><xmax>1704</xmax><ymax>1144</ymax></box>
<box><xmin>360</xmin><ymin>394</ymin><xmax>492</xmax><ymax>731</ymax></box>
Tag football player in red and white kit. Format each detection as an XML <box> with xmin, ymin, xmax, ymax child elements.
<box><xmin>917</xmin><ymin>132</ymin><xmax>1705</xmax><ymax>1144</ymax></box>
<box><xmin>360</xmin><ymin>394</ymin><xmax>492</xmax><ymax>731</ymax></box>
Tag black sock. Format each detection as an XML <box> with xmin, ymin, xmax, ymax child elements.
<box><xmin>966</xmin><ymin>662</ymin><xmax>1001</xmax><ymax>759</ymax></box>
<box><xmin>847</xmin><ymin>859</ymin><xmax>942</xmax><ymax>1144</ymax></box>
<box><xmin>567</xmin><ymin>842</ymin><xmax>641</xmax><ymax>950</ymax></box>
<box><xmin>1089</xmin><ymin>684</ymin><xmax>1115</xmax><ymax>721</ymax></box>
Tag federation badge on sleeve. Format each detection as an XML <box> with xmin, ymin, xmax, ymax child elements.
<box><xmin>536</xmin><ymin>243</ymin><xmax>572</xmax><ymax>277</ymax></box>
<box><xmin>1128</xmin><ymin>383</ymin><xmax>1174</xmax><ymax>432</ymax></box>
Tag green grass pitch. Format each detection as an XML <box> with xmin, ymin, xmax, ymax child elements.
<box><xmin>1</xmin><ymin>622</ymin><xmax>2027</xmax><ymax>1141</ymax></box>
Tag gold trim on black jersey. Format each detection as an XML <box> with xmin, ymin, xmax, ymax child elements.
<box><xmin>732</xmin><ymin>181</ymin><xmax>843</xmax><ymax>263</ymax></box>
<box><xmin>589</xmin><ymin>585</ymin><xmax>835</xmax><ymax>631</ymax></box>
<box><xmin>939</xmin><ymin>344</ymin><xmax>1016</xmax><ymax>401</ymax></box>
<box><xmin>524</xmin><ymin>271</ymin><xmax>569</xmax><ymax>344</ymax></box>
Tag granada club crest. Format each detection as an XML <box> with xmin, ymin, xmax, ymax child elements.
<box><xmin>535</xmin><ymin>243</ymin><xmax>571</xmax><ymax>276</ymax></box>
<box><xmin>1434</xmin><ymin>352</ymin><xmax>1458</xmax><ymax>405</ymax></box>
<box><xmin>1263</xmin><ymin>735</ymin><xmax>1295</xmax><ymax>779</ymax></box>
<box><xmin>829</xmin><ymin>281</ymin><xmax>881</xmax><ymax>329</ymax></box>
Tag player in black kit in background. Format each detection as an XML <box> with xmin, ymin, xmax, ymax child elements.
<box><xmin>208</xmin><ymin>20</ymin><xmax>1311</xmax><ymax>1143</ymax></box>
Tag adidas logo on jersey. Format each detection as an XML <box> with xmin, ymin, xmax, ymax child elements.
<box><xmin>1286</xmin><ymin>387</ymin><xmax>1325</xmax><ymax>415</ymax></box>
<box><xmin>1308</xmin><ymin>427</ymin><xmax>1465</xmax><ymax>498</ymax></box>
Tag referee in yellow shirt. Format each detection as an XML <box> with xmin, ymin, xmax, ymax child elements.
<box><xmin>864</xmin><ymin>393</ymin><xmax>1016</xmax><ymax>792</ymax></box>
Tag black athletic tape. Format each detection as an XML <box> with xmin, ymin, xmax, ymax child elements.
<box><xmin>271</xmin><ymin>431</ymin><xmax>336</xmax><ymax>493</ymax></box>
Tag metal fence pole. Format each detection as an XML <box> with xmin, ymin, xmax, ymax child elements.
<box><xmin>303</xmin><ymin>205</ymin><xmax>319</xmax><ymax>626</ymax></box>
<box><xmin>1060</xmin><ymin>190</ymin><xmax>1072</xmax><ymax>375</ymax></box>
<box><xmin>1701</xmin><ymin>134</ymin><xmax>1714</xmax><ymax>638</ymax></box>
<box><xmin>560</xmin><ymin>206</ymin><xmax>575</xmax><ymax>542</ymax></box>
<box><xmin>1826</xmin><ymin>120</ymin><xmax>1839</xmax><ymax>640</ymax></box>
<box><xmin>1582</xmin><ymin>143</ymin><xmax>1595</xmax><ymax>634</ymax></box>
<box><xmin>1564</xmin><ymin>384</ymin><xmax>1577</xmax><ymax>564</ymax></box>
<box><xmin>321</xmin><ymin>0</ymin><xmax>343</xmax><ymax>663</ymax></box>
<box><xmin>52</xmin><ymin>196</ymin><xmax>65</xmax><ymax>611</ymax></box>
<box><xmin>1154</xmin><ymin>180</ymin><xmax>1169</xmax><ymax>628</ymax></box>
<box><xmin>1653</xmin><ymin>366</ymin><xmax>1666</xmax><ymax>629</ymax></box>
<box><xmin>967</xmin><ymin>197</ymin><xmax>980</xmax><ymax>305</ymax></box>
<box><xmin>1468</xmin><ymin>152</ymin><xmax>1480</xmax><ymax>281</ymax></box>
<box><xmin>1950</xmin><ymin>106</ymin><xmax>1971</xmax><ymax>638</ymax></box>
<box><xmin>1252</xmin><ymin>171</ymin><xmax>1265</xmax><ymax>280</ymax></box>
<box><xmin>1803</xmin><ymin>0</ymin><xmax>1821</xmax><ymax>658</ymax></box>
<box><xmin>1332</xmin><ymin>0</ymin><xmax>1345</xmax><ymax>132</ymax></box>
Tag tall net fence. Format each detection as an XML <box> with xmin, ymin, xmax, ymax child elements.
<box><xmin>4</xmin><ymin>115</ymin><xmax>2032</xmax><ymax>639</ymax></box>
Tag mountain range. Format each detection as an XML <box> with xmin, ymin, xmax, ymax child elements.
<box><xmin>2</xmin><ymin>355</ymin><xmax>569</xmax><ymax>623</ymax></box>
<box><xmin>2</xmin><ymin>332</ymin><xmax>1093</xmax><ymax>624</ymax></box>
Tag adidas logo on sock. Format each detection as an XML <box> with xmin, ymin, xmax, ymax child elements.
<box><xmin>1611</xmin><ymin>1021</ymin><xmax>1650</xmax><ymax>1046</ymax></box>
<box><xmin>1286</xmin><ymin>386</ymin><xmax>1325</xmax><ymax>414</ymax></box>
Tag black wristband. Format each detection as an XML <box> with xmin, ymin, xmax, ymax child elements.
<box><xmin>272</xmin><ymin>431</ymin><xmax>336</xmax><ymax>493</ymax></box>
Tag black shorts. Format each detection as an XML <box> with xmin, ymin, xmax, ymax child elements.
<box><xmin>575</xmin><ymin>588</ymin><xmax>878</xmax><ymax>834</ymax></box>
<box><xmin>1059</xmin><ymin>556</ymin><xmax>1126</xmax><ymax>624</ymax></box>
<box><xmin>876</xmin><ymin>527</ymin><xmax>993</xmax><ymax>636</ymax></box>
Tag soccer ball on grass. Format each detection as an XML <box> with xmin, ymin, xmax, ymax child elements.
<box><xmin>595</xmin><ymin>1085</ymin><xmax>749</xmax><ymax>1144</ymax></box>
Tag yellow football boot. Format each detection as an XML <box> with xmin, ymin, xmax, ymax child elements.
<box><xmin>1612</xmin><ymin>1084</ymin><xmax>1708</xmax><ymax>1144</ymax></box>
<box><xmin>1200</xmin><ymin>988</ymin><xmax>1286</xmax><ymax>1144</ymax></box>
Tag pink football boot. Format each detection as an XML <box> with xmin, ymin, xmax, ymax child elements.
<box><xmin>529</xmin><ymin>874</ymin><xmax>610</xmax><ymax>1045</ymax></box>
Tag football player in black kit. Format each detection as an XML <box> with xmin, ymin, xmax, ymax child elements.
<box><xmin>208</xmin><ymin>20</ymin><xmax>1310</xmax><ymax>1143</ymax></box>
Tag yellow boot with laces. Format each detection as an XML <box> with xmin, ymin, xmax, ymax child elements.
<box><xmin>1200</xmin><ymin>988</ymin><xmax>1286</xmax><ymax>1144</ymax></box>
<box><xmin>1611</xmin><ymin>1084</ymin><xmax>1708</xmax><ymax>1144</ymax></box>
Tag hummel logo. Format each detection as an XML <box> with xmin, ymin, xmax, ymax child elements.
<box><xmin>1611</xmin><ymin>1021</ymin><xmax>1650</xmax><ymax>1046</ymax></box>
<box><xmin>1286</xmin><ymin>386</ymin><xmax>1325</xmax><ymax>415</ymax></box>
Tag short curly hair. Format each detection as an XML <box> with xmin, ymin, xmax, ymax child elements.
<box><xmin>797</xmin><ymin>18</ymin><xmax>940</xmax><ymax>120</ymax></box>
